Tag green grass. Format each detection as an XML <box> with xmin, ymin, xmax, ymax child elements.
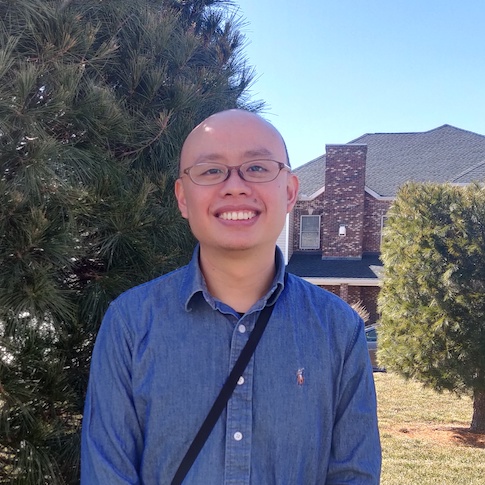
<box><xmin>375</xmin><ymin>372</ymin><xmax>485</xmax><ymax>485</ymax></box>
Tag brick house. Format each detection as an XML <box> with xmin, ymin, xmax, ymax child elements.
<box><xmin>284</xmin><ymin>125</ymin><xmax>485</xmax><ymax>324</ymax></box>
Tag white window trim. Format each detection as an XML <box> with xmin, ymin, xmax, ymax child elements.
<box><xmin>300</xmin><ymin>214</ymin><xmax>321</xmax><ymax>250</ymax></box>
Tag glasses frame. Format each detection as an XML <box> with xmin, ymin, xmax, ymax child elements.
<box><xmin>182</xmin><ymin>159</ymin><xmax>291</xmax><ymax>186</ymax></box>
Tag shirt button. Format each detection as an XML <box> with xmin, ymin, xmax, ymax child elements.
<box><xmin>238</xmin><ymin>324</ymin><xmax>246</xmax><ymax>334</ymax></box>
<box><xmin>237</xmin><ymin>376</ymin><xmax>245</xmax><ymax>385</ymax></box>
<box><xmin>233</xmin><ymin>432</ymin><xmax>243</xmax><ymax>441</ymax></box>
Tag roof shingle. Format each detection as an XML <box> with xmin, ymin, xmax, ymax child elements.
<box><xmin>286</xmin><ymin>253</ymin><xmax>383</xmax><ymax>280</ymax></box>
<box><xmin>294</xmin><ymin>125</ymin><xmax>485</xmax><ymax>198</ymax></box>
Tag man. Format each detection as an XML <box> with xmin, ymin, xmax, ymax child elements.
<box><xmin>81</xmin><ymin>109</ymin><xmax>381</xmax><ymax>484</ymax></box>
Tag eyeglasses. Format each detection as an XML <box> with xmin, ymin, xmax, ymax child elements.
<box><xmin>182</xmin><ymin>159</ymin><xmax>291</xmax><ymax>186</ymax></box>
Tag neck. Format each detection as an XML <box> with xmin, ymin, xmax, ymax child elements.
<box><xmin>199</xmin><ymin>246</ymin><xmax>277</xmax><ymax>313</ymax></box>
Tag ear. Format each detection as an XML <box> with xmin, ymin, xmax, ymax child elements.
<box><xmin>175</xmin><ymin>178</ymin><xmax>189</xmax><ymax>219</ymax></box>
<box><xmin>286</xmin><ymin>173</ymin><xmax>299</xmax><ymax>213</ymax></box>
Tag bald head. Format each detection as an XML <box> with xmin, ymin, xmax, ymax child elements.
<box><xmin>179</xmin><ymin>109</ymin><xmax>289</xmax><ymax>174</ymax></box>
<box><xmin>174</xmin><ymin>108</ymin><xmax>299</xmax><ymax>256</ymax></box>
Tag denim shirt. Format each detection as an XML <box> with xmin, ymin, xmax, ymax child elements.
<box><xmin>81</xmin><ymin>246</ymin><xmax>381</xmax><ymax>484</ymax></box>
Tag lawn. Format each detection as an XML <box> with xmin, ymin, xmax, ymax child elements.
<box><xmin>374</xmin><ymin>372</ymin><xmax>485</xmax><ymax>484</ymax></box>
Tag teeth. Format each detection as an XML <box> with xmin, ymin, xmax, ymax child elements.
<box><xmin>219</xmin><ymin>211</ymin><xmax>256</xmax><ymax>221</ymax></box>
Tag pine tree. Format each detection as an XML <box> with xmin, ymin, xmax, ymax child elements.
<box><xmin>378</xmin><ymin>182</ymin><xmax>485</xmax><ymax>432</ymax></box>
<box><xmin>0</xmin><ymin>0</ymin><xmax>260</xmax><ymax>482</ymax></box>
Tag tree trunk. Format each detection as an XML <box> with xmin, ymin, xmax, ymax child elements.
<box><xmin>471</xmin><ymin>388</ymin><xmax>485</xmax><ymax>432</ymax></box>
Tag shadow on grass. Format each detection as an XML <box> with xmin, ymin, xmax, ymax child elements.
<box><xmin>393</xmin><ymin>425</ymin><xmax>485</xmax><ymax>449</ymax></box>
<box><xmin>449</xmin><ymin>427</ymin><xmax>485</xmax><ymax>449</ymax></box>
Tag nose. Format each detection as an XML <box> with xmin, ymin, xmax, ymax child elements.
<box><xmin>220</xmin><ymin>167</ymin><xmax>252</xmax><ymax>195</ymax></box>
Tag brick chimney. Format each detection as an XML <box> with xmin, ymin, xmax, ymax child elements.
<box><xmin>321</xmin><ymin>144</ymin><xmax>367</xmax><ymax>259</ymax></box>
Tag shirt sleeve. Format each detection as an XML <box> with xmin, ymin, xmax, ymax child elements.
<box><xmin>326</xmin><ymin>314</ymin><xmax>382</xmax><ymax>484</ymax></box>
<box><xmin>81</xmin><ymin>302</ymin><xmax>142</xmax><ymax>485</ymax></box>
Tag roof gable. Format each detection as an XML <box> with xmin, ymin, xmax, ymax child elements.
<box><xmin>295</xmin><ymin>125</ymin><xmax>485</xmax><ymax>198</ymax></box>
<box><xmin>294</xmin><ymin>154</ymin><xmax>326</xmax><ymax>198</ymax></box>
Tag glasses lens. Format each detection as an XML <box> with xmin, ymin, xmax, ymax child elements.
<box><xmin>189</xmin><ymin>163</ymin><xmax>227</xmax><ymax>185</ymax></box>
<box><xmin>240</xmin><ymin>160</ymin><xmax>280</xmax><ymax>182</ymax></box>
<box><xmin>187</xmin><ymin>160</ymin><xmax>284</xmax><ymax>185</ymax></box>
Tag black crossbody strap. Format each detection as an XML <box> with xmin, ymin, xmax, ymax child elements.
<box><xmin>171</xmin><ymin>302</ymin><xmax>276</xmax><ymax>485</ymax></box>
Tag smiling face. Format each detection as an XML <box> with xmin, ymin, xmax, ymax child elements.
<box><xmin>175</xmin><ymin>110</ymin><xmax>299</xmax><ymax>256</ymax></box>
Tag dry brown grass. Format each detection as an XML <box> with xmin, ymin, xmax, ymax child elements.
<box><xmin>374</xmin><ymin>372</ymin><xmax>485</xmax><ymax>484</ymax></box>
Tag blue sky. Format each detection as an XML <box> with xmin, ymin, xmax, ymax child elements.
<box><xmin>232</xmin><ymin>1</ymin><xmax>485</xmax><ymax>167</ymax></box>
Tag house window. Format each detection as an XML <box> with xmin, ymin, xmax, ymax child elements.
<box><xmin>300</xmin><ymin>215</ymin><xmax>321</xmax><ymax>249</ymax></box>
<box><xmin>380</xmin><ymin>214</ymin><xmax>389</xmax><ymax>247</ymax></box>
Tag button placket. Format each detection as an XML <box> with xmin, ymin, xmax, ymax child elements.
<box><xmin>224</xmin><ymin>314</ymin><xmax>255</xmax><ymax>484</ymax></box>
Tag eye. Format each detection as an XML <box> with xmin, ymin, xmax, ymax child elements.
<box><xmin>201</xmin><ymin>167</ymin><xmax>224</xmax><ymax>176</ymax></box>
<box><xmin>194</xmin><ymin>164</ymin><xmax>226</xmax><ymax>177</ymax></box>
<box><xmin>245</xmin><ymin>161</ymin><xmax>270</xmax><ymax>173</ymax></box>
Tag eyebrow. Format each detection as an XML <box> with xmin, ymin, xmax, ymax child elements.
<box><xmin>243</xmin><ymin>148</ymin><xmax>274</xmax><ymax>159</ymax></box>
<box><xmin>194</xmin><ymin>148</ymin><xmax>275</xmax><ymax>164</ymax></box>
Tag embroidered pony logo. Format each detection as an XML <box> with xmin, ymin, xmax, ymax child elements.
<box><xmin>296</xmin><ymin>368</ymin><xmax>305</xmax><ymax>386</ymax></box>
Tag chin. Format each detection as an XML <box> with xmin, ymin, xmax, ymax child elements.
<box><xmin>203</xmin><ymin>237</ymin><xmax>262</xmax><ymax>253</ymax></box>
<box><xmin>218</xmin><ymin>241</ymin><xmax>256</xmax><ymax>252</ymax></box>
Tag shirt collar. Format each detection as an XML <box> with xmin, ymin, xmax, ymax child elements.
<box><xmin>180</xmin><ymin>244</ymin><xmax>287</xmax><ymax>313</ymax></box>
